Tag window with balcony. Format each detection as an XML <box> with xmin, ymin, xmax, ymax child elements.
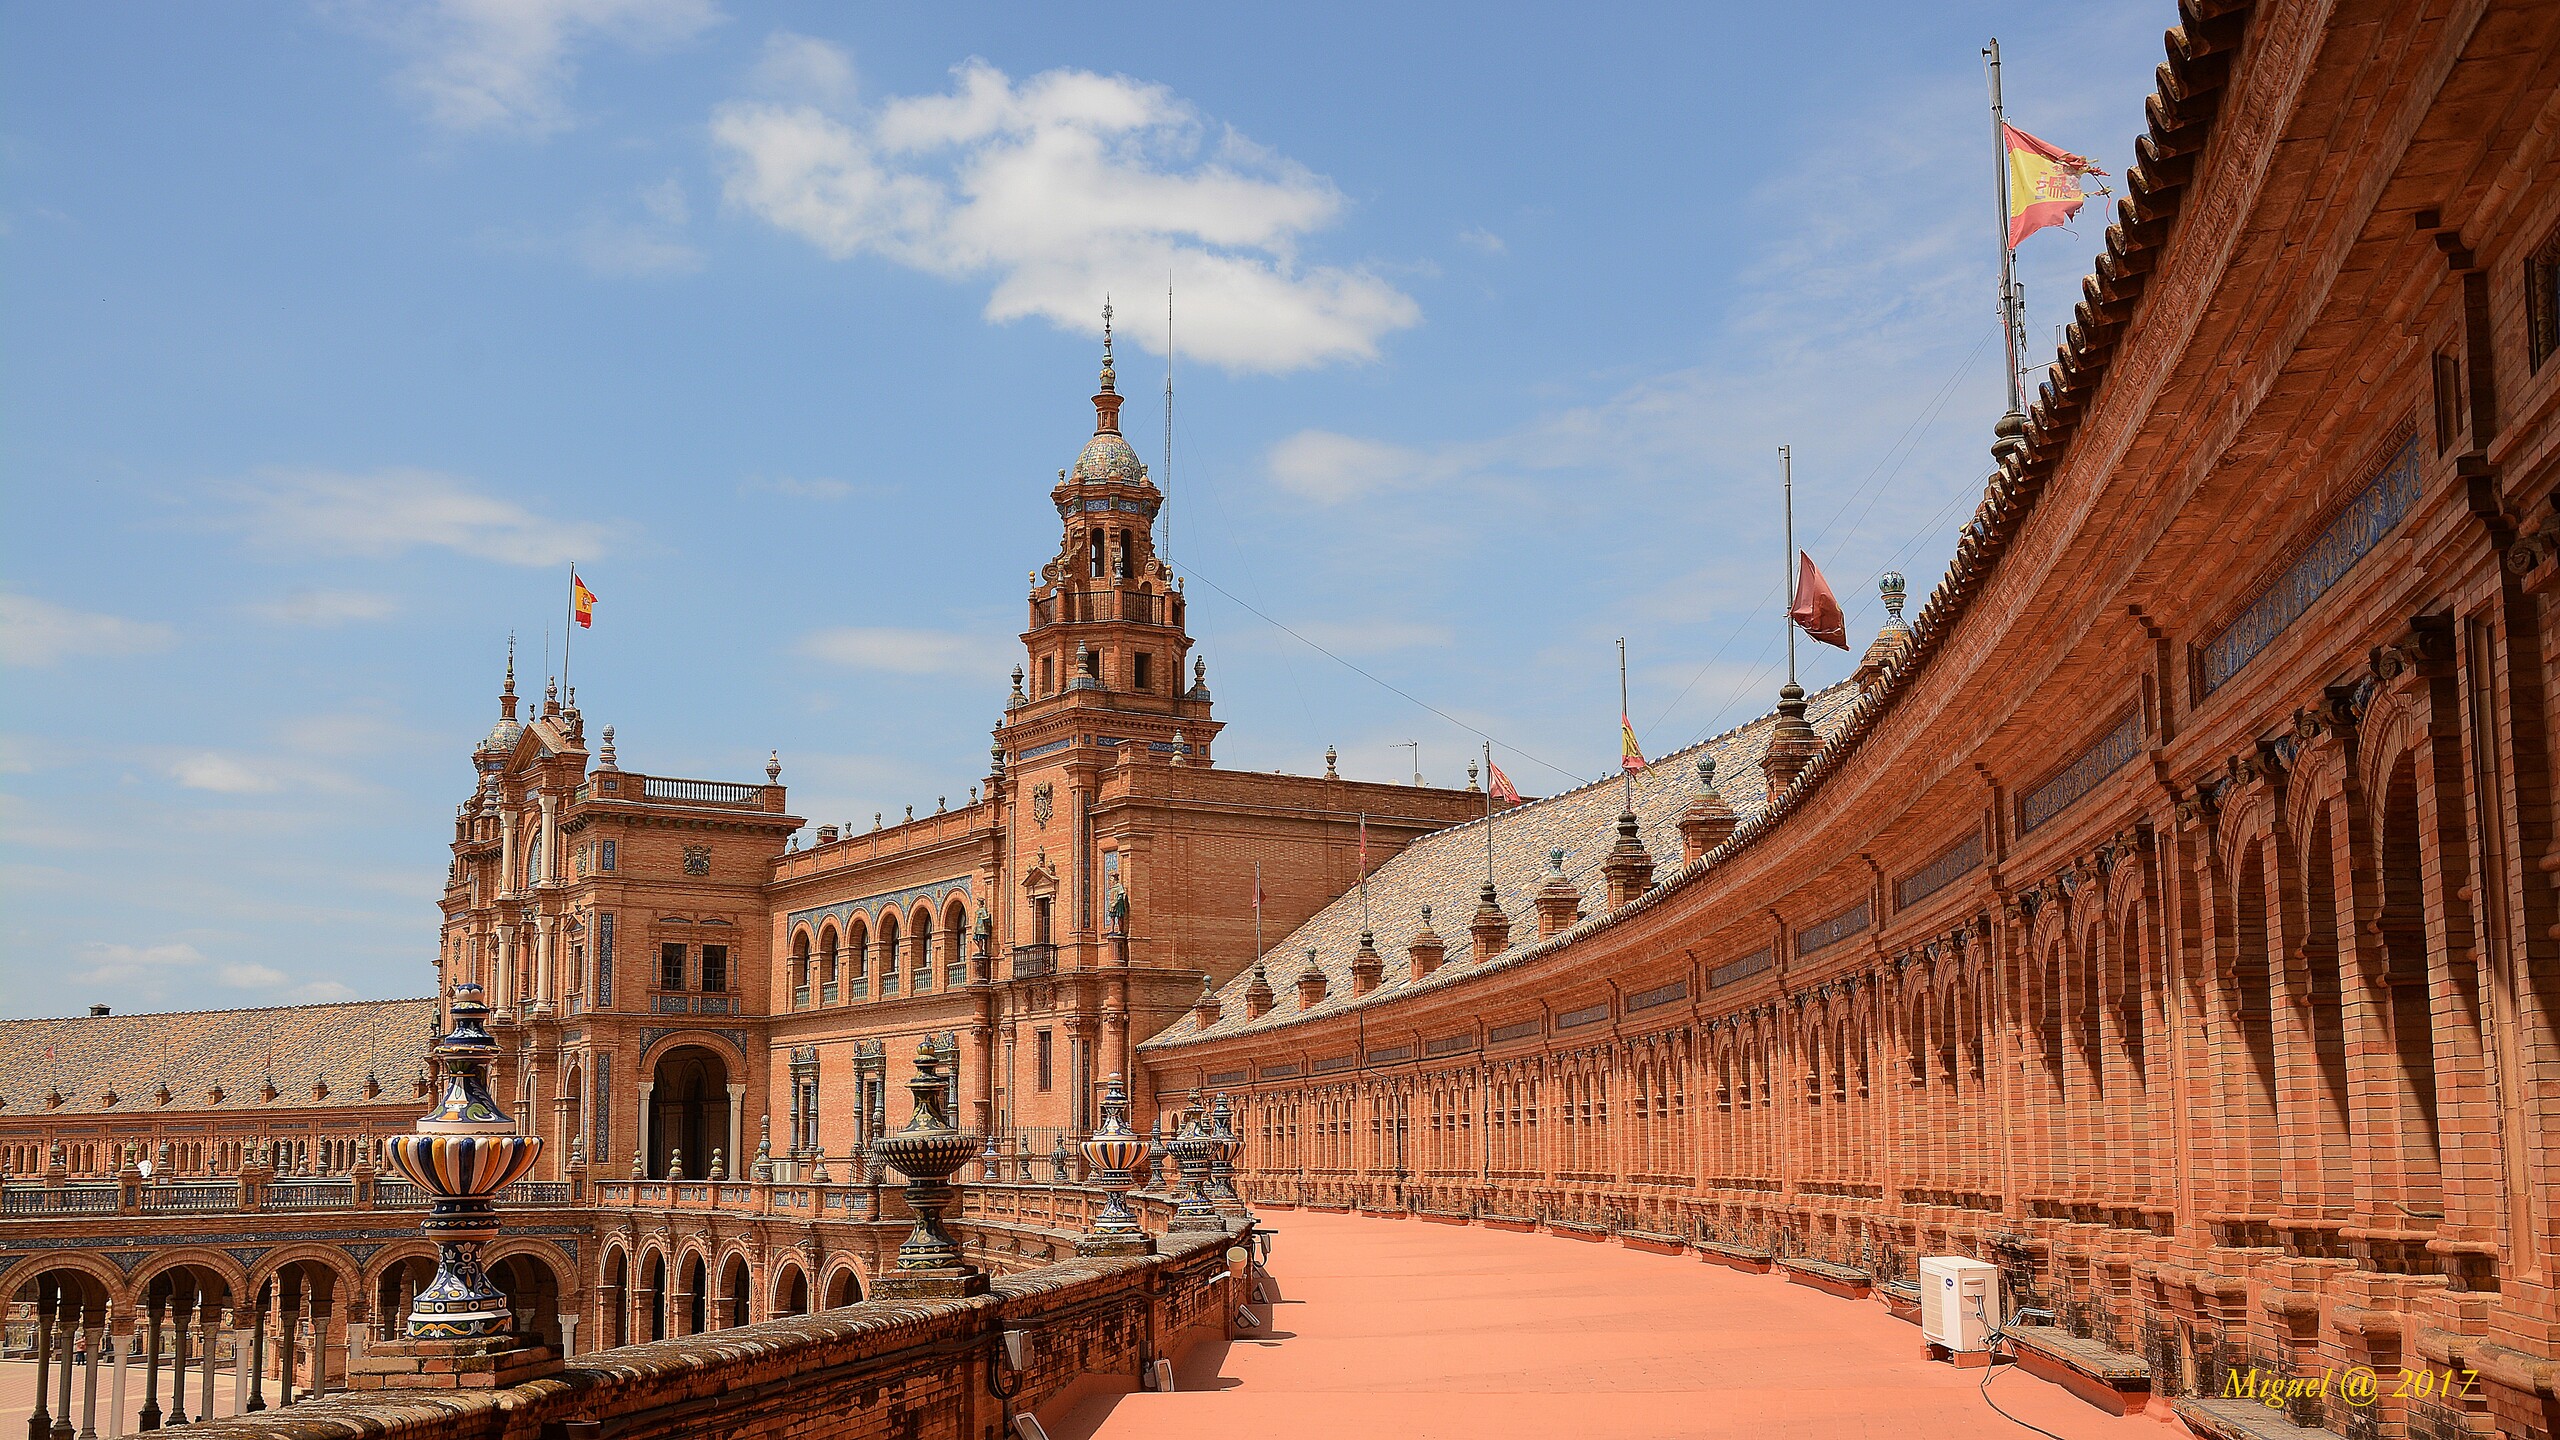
<box><xmin>701</xmin><ymin>945</ymin><xmax>728</xmax><ymax>993</ymax></box>
<box><xmin>659</xmin><ymin>943</ymin><xmax>686</xmax><ymax>991</ymax></box>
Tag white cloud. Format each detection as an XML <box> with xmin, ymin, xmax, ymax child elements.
<box><xmin>229</xmin><ymin>467</ymin><xmax>615</xmax><ymax>567</ymax></box>
<box><xmin>1266</xmin><ymin>431</ymin><xmax>1431</xmax><ymax>504</ymax></box>
<box><xmin>1457</xmin><ymin>227</ymin><xmax>1506</xmax><ymax>255</ymax></box>
<box><xmin>751</xmin><ymin>30</ymin><xmax>856</xmax><ymax>108</ymax></box>
<box><xmin>798</xmin><ymin>626</ymin><xmax>1006</xmax><ymax>677</ymax></box>
<box><xmin>295</xmin><ymin>979</ymin><xmax>360</xmax><ymax>1002</ymax></box>
<box><xmin>170</xmin><ymin>753</ymin><xmax>281</xmax><ymax>795</ymax></box>
<box><xmin>243</xmin><ymin>588</ymin><xmax>400</xmax><ymax>626</ymax></box>
<box><xmin>366</xmin><ymin>0</ymin><xmax>725</xmax><ymax>137</ymax></box>
<box><xmin>0</xmin><ymin>595</ymin><xmax>175</xmax><ymax>667</ymax></box>
<box><xmin>711</xmin><ymin>49</ymin><xmax>1419</xmax><ymax>373</ymax></box>
<box><xmin>218</xmin><ymin>961</ymin><xmax>290</xmax><ymax>990</ymax></box>
<box><xmin>71</xmin><ymin>941</ymin><xmax>206</xmax><ymax>988</ymax></box>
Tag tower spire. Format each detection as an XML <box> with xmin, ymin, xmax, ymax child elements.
<box><xmin>1092</xmin><ymin>299</ymin><xmax>1124</xmax><ymax>435</ymax></box>
<box><xmin>500</xmin><ymin>635</ymin><xmax>518</xmax><ymax>721</ymax></box>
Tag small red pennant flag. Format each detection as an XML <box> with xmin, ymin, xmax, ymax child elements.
<box><xmin>1791</xmin><ymin>552</ymin><xmax>1849</xmax><ymax>650</ymax></box>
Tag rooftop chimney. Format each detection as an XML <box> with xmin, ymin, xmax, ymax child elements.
<box><xmin>88</xmin><ymin>1004</ymin><xmax>109</xmax><ymax>1017</ymax></box>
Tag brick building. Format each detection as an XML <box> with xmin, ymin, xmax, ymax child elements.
<box><xmin>10</xmin><ymin>0</ymin><xmax>2560</xmax><ymax>1434</ymax></box>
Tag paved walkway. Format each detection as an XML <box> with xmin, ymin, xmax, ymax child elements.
<box><xmin>1061</xmin><ymin>1210</ymin><xmax>2175</xmax><ymax>1440</ymax></box>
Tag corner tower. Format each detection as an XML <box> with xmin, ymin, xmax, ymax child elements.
<box><xmin>1004</xmin><ymin>305</ymin><xmax>1221</xmax><ymax>764</ymax></box>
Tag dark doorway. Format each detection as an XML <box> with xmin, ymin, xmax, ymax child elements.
<box><xmin>651</xmin><ymin>1046</ymin><xmax>731</xmax><ymax>1179</ymax></box>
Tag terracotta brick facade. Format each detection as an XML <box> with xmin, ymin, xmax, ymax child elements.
<box><xmin>1145</xmin><ymin>2</ymin><xmax>2560</xmax><ymax>1434</ymax></box>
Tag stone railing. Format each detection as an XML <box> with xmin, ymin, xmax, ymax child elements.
<box><xmin>164</xmin><ymin>1222</ymin><xmax>1251</xmax><ymax>1440</ymax></box>
<box><xmin>0</xmin><ymin>1173</ymin><xmax>584</xmax><ymax>1218</ymax></box>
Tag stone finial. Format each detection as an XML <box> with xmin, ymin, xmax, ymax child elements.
<box><xmin>936</xmin><ymin>796</ymin><xmax>947</xmax><ymax>814</ymax></box>
<box><xmin>1244</xmin><ymin>963</ymin><xmax>1276</xmax><ymax>1020</ymax></box>
<box><xmin>1761</xmin><ymin>683</ymin><xmax>1820</xmax><ymax>801</ymax></box>
<box><xmin>1471</xmin><ymin>881</ymin><xmax>1510</xmax><ymax>962</ymax></box>
<box><xmin>1856</xmin><ymin>571</ymin><xmax>1915</xmax><ymax>694</ymax></box>
<box><xmin>767</xmin><ymin>750</ymin><xmax>782</xmax><ymax>784</ymax></box>
<box><xmin>1679</xmin><ymin>755</ymin><xmax>1738</xmax><ymax>862</ymax></box>
<box><xmin>991</xmin><ymin>741</ymin><xmax>1007</xmax><ymax>778</ymax></box>
<box><xmin>599</xmin><ymin>726</ymin><xmax>617</xmax><ymax>768</ymax></box>
<box><xmin>1191</xmin><ymin>975</ymin><xmax>1220</xmax><ymax>1027</ymax></box>
<box><xmin>752</xmin><ymin>1117</ymin><xmax>774</xmax><ymax>1182</ymax></box>
<box><xmin>1408</xmin><ymin>908</ymin><xmax>1445</xmax><ymax>982</ymax></box>
<box><xmin>1603</xmin><ymin>808</ymin><xmax>1655</xmax><ymax>908</ymax></box>
<box><xmin>1170</xmin><ymin>727</ymin><xmax>1188</xmax><ymax>766</ymax></box>
<box><xmin>567</xmin><ymin>1135</ymin><xmax>584</xmax><ymax>1169</ymax></box>
<box><xmin>905</xmin><ymin>805</ymin><xmax>914</xmax><ymax>823</ymax></box>
<box><xmin>1010</xmin><ymin>665</ymin><xmax>1026</xmax><ymax>705</ymax></box>
<box><xmin>1296</xmin><ymin>948</ymin><xmax>1328</xmax><ymax>1009</ymax></box>
<box><xmin>708</xmin><ymin>1148</ymin><xmax>725</xmax><ymax>1181</ymax></box>
<box><xmin>1536</xmin><ymin>848</ymin><xmax>1583</xmax><ymax>939</ymax></box>
<box><xmin>1350</xmin><ymin>929</ymin><xmax>1384</xmax><ymax>996</ymax></box>
<box><xmin>1467</xmin><ymin>760</ymin><xmax>1481</xmax><ymax>792</ymax></box>
<box><xmin>667</xmin><ymin>1148</ymin><xmax>685</xmax><ymax>1181</ymax></box>
<box><xmin>1324</xmin><ymin>745</ymin><xmax>1339</xmax><ymax>780</ymax></box>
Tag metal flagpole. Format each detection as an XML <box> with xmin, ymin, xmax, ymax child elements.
<box><xmin>1254</xmin><ymin>860</ymin><xmax>1262</xmax><ymax>960</ymax></box>
<box><xmin>561</xmin><ymin>563</ymin><xmax>575</xmax><ymax>701</ymax></box>
<box><xmin>1781</xmin><ymin>448</ymin><xmax>1798</xmax><ymax>688</ymax></box>
<box><xmin>1619</xmin><ymin>637</ymin><xmax>1634</xmax><ymax>810</ymax></box>
<box><xmin>1986</xmin><ymin>38</ymin><xmax>2025</xmax><ymax>418</ymax></box>
<box><xmin>1483</xmin><ymin>741</ymin><xmax>1495</xmax><ymax>887</ymax></box>
<box><xmin>1357</xmin><ymin>812</ymin><xmax>1371</xmax><ymax>934</ymax></box>
<box><xmin>1164</xmin><ymin>280</ymin><xmax>1174</xmax><ymax>571</ymax></box>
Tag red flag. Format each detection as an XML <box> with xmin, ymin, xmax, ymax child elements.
<box><xmin>1621</xmin><ymin>713</ymin><xmax>1646</xmax><ymax>772</ymax></box>
<box><xmin>1252</xmin><ymin>871</ymin><xmax>1263</xmax><ymax>912</ymax></box>
<box><xmin>1486</xmin><ymin>759</ymin><xmax>1520</xmax><ymax>806</ymax></box>
<box><xmin>1357</xmin><ymin>813</ymin><xmax>1368</xmax><ymax>874</ymax></box>
<box><xmin>1791</xmin><ymin>552</ymin><xmax>1849</xmax><ymax>650</ymax></box>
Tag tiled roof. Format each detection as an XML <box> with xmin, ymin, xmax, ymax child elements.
<box><xmin>0</xmin><ymin>998</ymin><xmax>438</xmax><ymax>1117</ymax></box>
<box><xmin>1144</xmin><ymin>682</ymin><xmax>1861</xmax><ymax>1049</ymax></box>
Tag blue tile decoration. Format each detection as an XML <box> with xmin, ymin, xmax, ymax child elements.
<box><xmin>2201</xmin><ymin>431</ymin><xmax>2422</xmax><ymax>695</ymax></box>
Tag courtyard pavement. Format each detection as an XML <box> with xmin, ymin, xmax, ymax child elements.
<box><xmin>1059</xmin><ymin>1208</ymin><xmax>2179</xmax><ymax>1439</ymax></box>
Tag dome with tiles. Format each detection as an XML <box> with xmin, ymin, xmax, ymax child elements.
<box><xmin>479</xmin><ymin>717</ymin><xmax>523</xmax><ymax>754</ymax></box>
<box><xmin>1072</xmin><ymin>431</ymin><xmax>1145</xmax><ymax>485</ymax></box>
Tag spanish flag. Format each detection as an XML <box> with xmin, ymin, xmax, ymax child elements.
<box><xmin>2004</xmin><ymin>123</ymin><xmax>2106</xmax><ymax>249</ymax></box>
<box><xmin>571</xmin><ymin>573</ymin><xmax>596</xmax><ymax>629</ymax></box>
<box><xmin>1621</xmin><ymin>714</ymin><xmax>1646</xmax><ymax>773</ymax></box>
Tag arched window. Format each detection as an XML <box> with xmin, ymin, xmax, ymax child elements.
<box><xmin>910</xmin><ymin>906</ymin><xmax>935</xmax><ymax>992</ymax></box>
<box><xmin>788</xmin><ymin>932</ymin><xmax>811</xmax><ymax>1010</ymax></box>
<box><xmin>877</xmin><ymin>913</ymin><xmax>901</xmax><ymax>996</ymax></box>
<box><xmin>818</xmin><ymin>922</ymin><xmax>841</xmax><ymax>1005</ymax></box>
<box><xmin>846</xmin><ymin>919</ymin><xmax>871</xmax><ymax>1001</ymax></box>
<box><xmin>1089</xmin><ymin>529</ymin><xmax>1104</xmax><ymax>578</ymax></box>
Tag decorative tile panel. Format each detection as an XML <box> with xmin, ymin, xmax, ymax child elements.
<box><xmin>1487</xmin><ymin>1018</ymin><xmax>1542</xmax><ymax>1044</ymax></box>
<box><xmin>2017</xmin><ymin>710</ymin><xmax>2142</xmax><ymax>836</ymax></box>
<box><xmin>1795</xmin><ymin>901</ymin><xmax>1871</xmax><ymax>956</ymax></box>
<box><xmin>1895</xmin><ymin>834</ymin><xmax>1984</xmax><ymax>910</ymax></box>
<box><xmin>2201</xmin><ymin>431</ymin><xmax>2422</xmax><ymax>694</ymax></box>
<box><xmin>1557</xmin><ymin>1002</ymin><xmax>1611</xmax><ymax>1030</ymax></box>
<box><xmin>1627</xmin><ymin>979</ymin><xmax>1688</xmax><ymax>1013</ymax></box>
<box><xmin>1710</xmin><ymin>949</ymin><xmax>1773</xmax><ymax>989</ymax></box>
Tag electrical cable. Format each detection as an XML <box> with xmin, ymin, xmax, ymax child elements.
<box><xmin>1175</xmin><ymin>560</ymin><xmax>1592</xmax><ymax>787</ymax></box>
<box><xmin>1976</xmin><ymin>1301</ymin><xmax>2072</xmax><ymax>1440</ymax></box>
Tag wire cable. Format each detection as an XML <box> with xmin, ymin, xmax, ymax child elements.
<box><xmin>1176</xmin><ymin>560</ymin><xmax>1593</xmax><ymax>787</ymax></box>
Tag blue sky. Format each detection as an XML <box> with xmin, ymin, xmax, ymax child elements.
<box><xmin>0</xmin><ymin>1</ymin><xmax>2166</xmax><ymax>1017</ymax></box>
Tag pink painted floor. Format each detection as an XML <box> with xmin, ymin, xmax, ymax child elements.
<box><xmin>1058</xmin><ymin>1210</ymin><xmax>2186</xmax><ymax>1440</ymax></box>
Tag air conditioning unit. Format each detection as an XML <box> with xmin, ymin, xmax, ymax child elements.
<box><xmin>1920</xmin><ymin>1255</ymin><xmax>2000</xmax><ymax>1355</ymax></box>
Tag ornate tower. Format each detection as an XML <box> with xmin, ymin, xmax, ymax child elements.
<box><xmin>1004</xmin><ymin>304</ymin><xmax>1222</xmax><ymax>765</ymax></box>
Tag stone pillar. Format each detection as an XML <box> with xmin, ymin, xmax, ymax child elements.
<box><xmin>307</xmin><ymin>1299</ymin><xmax>330</xmax><ymax>1397</ymax></box>
<box><xmin>532</xmin><ymin>915</ymin><xmax>556</xmax><ymax>1017</ymax></box>
<box><xmin>28</xmin><ymin>1282</ymin><xmax>55</xmax><ymax>1440</ymax></box>
<box><xmin>234</xmin><ymin>1326</ymin><xmax>252</xmax><ymax>1416</ymax></box>
<box><xmin>243</xmin><ymin>1284</ymin><xmax>265</xmax><ymax>1413</ymax></box>
<box><xmin>191</xmin><ymin>1312</ymin><xmax>213</xmax><ymax>1428</ymax></box>
<box><xmin>107</xmin><ymin>1316</ymin><xmax>128</xmax><ymax>1440</ymax></box>
<box><xmin>726</xmin><ymin>1084</ymin><xmax>746</xmax><ymax>1174</ymax></box>
<box><xmin>77</xmin><ymin>1306</ymin><xmax>102</xmax><ymax>1440</ymax></box>
<box><xmin>556</xmin><ymin>1315</ymin><xmax>576</xmax><ymax>1360</ymax></box>
<box><xmin>137</xmin><ymin>1295</ymin><xmax>160</xmax><ymax>1431</ymax></box>
<box><xmin>636</xmin><ymin>1081</ymin><xmax>655</xmax><ymax>1177</ymax></box>
<box><xmin>51</xmin><ymin>1305</ymin><xmax>73</xmax><ymax>1440</ymax></box>
<box><xmin>277</xmin><ymin>1281</ymin><xmax>298</xmax><ymax>1406</ymax></box>
<box><xmin>161</xmin><ymin>1295</ymin><xmax>187</xmax><ymax>1430</ymax></box>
